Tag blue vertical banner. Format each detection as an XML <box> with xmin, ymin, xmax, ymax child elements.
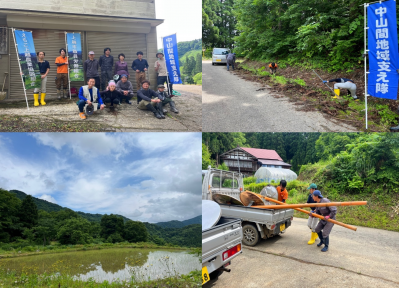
<box><xmin>367</xmin><ymin>0</ymin><xmax>399</xmax><ymax>100</ymax></box>
<box><xmin>14</xmin><ymin>29</ymin><xmax>40</xmax><ymax>90</ymax></box>
<box><xmin>66</xmin><ymin>33</ymin><xmax>84</xmax><ymax>81</ymax></box>
<box><xmin>163</xmin><ymin>34</ymin><xmax>182</xmax><ymax>84</ymax></box>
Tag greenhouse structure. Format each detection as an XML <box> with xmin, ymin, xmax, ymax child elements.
<box><xmin>254</xmin><ymin>167</ymin><xmax>297</xmax><ymax>183</ymax></box>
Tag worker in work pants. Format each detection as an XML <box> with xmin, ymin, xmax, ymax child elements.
<box><xmin>323</xmin><ymin>78</ymin><xmax>357</xmax><ymax>100</ymax></box>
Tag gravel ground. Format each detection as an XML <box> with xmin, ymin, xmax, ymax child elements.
<box><xmin>205</xmin><ymin>217</ymin><xmax>399</xmax><ymax>288</ymax></box>
<box><xmin>0</xmin><ymin>84</ymin><xmax>202</xmax><ymax>132</ymax></box>
<box><xmin>202</xmin><ymin>61</ymin><xmax>358</xmax><ymax>132</ymax></box>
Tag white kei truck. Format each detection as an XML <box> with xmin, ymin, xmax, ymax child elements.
<box><xmin>202</xmin><ymin>167</ymin><xmax>294</xmax><ymax>285</ymax></box>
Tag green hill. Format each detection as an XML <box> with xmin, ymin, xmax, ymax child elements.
<box><xmin>9</xmin><ymin>190</ymin><xmax>130</xmax><ymax>223</ymax></box>
<box><xmin>155</xmin><ymin>215</ymin><xmax>201</xmax><ymax>229</ymax></box>
<box><xmin>6</xmin><ymin>189</ymin><xmax>201</xmax><ymax>247</ymax></box>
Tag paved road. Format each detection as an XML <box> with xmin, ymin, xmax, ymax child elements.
<box><xmin>202</xmin><ymin>61</ymin><xmax>357</xmax><ymax>132</ymax></box>
<box><xmin>204</xmin><ymin>217</ymin><xmax>399</xmax><ymax>288</ymax></box>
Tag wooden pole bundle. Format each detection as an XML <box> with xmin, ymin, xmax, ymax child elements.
<box><xmin>253</xmin><ymin>201</ymin><xmax>367</xmax><ymax>209</ymax></box>
<box><xmin>241</xmin><ymin>191</ymin><xmax>363</xmax><ymax>231</ymax></box>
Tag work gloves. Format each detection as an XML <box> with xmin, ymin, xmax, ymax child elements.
<box><xmin>322</xmin><ymin>80</ymin><xmax>327</xmax><ymax>83</ymax></box>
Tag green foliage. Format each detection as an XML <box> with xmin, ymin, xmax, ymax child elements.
<box><xmin>57</xmin><ymin>218</ymin><xmax>93</xmax><ymax>245</ymax></box>
<box><xmin>144</xmin><ymin>223</ymin><xmax>201</xmax><ymax>248</ymax></box>
<box><xmin>202</xmin><ymin>143</ymin><xmax>215</xmax><ymax>169</ymax></box>
<box><xmin>243</xmin><ymin>176</ymin><xmax>256</xmax><ymax>185</ymax></box>
<box><xmin>19</xmin><ymin>195</ymin><xmax>39</xmax><ymax>229</ymax></box>
<box><xmin>155</xmin><ymin>216</ymin><xmax>201</xmax><ymax>229</ymax></box>
<box><xmin>217</xmin><ymin>162</ymin><xmax>229</xmax><ymax>171</ymax></box>
<box><xmin>124</xmin><ymin>221</ymin><xmax>148</xmax><ymax>243</ymax></box>
<box><xmin>100</xmin><ymin>214</ymin><xmax>125</xmax><ymax>240</ymax></box>
<box><xmin>193</xmin><ymin>72</ymin><xmax>202</xmax><ymax>85</ymax></box>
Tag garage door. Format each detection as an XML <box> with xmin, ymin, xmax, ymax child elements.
<box><xmin>87</xmin><ymin>31</ymin><xmax>147</xmax><ymax>92</ymax></box>
<box><xmin>10</xmin><ymin>29</ymin><xmax>84</xmax><ymax>100</ymax></box>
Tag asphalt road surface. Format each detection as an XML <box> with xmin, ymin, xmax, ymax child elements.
<box><xmin>202</xmin><ymin>61</ymin><xmax>358</xmax><ymax>132</ymax></box>
<box><xmin>204</xmin><ymin>217</ymin><xmax>399</xmax><ymax>288</ymax></box>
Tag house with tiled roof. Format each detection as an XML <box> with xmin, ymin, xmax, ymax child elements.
<box><xmin>219</xmin><ymin>146</ymin><xmax>291</xmax><ymax>176</ymax></box>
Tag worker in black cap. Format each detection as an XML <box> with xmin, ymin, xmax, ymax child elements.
<box><xmin>310</xmin><ymin>190</ymin><xmax>337</xmax><ymax>252</ymax></box>
<box><xmin>156</xmin><ymin>84</ymin><xmax>179</xmax><ymax>114</ymax></box>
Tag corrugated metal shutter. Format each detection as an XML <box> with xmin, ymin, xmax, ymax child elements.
<box><xmin>87</xmin><ymin>31</ymin><xmax>147</xmax><ymax>92</ymax></box>
<box><xmin>10</xmin><ymin>29</ymin><xmax>84</xmax><ymax>99</ymax></box>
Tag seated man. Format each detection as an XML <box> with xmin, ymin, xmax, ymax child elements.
<box><xmin>156</xmin><ymin>84</ymin><xmax>179</xmax><ymax>114</ymax></box>
<box><xmin>100</xmin><ymin>80</ymin><xmax>121</xmax><ymax>107</ymax></box>
<box><xmin>77</xmin><ymin>78</ymin><xmax>104</xmax><ymax>119</ymax></box>
<box><xmin>137</xmin><ymin>80</ymin><xmax>165</xmax><ymax>119</ymax></box>
<box><xmin>115</xmin><ymin>74</ymin><xmax>133</xmax><ymax>104</ymax></box>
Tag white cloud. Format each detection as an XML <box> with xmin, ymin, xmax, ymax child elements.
<box><xmin>40</xmin><ymin>194</ymin><xmax>57</xmax><ymax>204</ymax></box>
<box><xmin>0</xmin><ymin>133</ymin><xmax>202</xmax><ymax>223</ymax></box>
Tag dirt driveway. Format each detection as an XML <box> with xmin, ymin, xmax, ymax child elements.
<box><xmin>204</xmin><ymin>217</ymin><xmax>399</xmax><ymax>288</ymax></box>
<box><xmin>0</xmin><ymin>84</ymin><xmax>202</xmax><ymax>132</ymax></box>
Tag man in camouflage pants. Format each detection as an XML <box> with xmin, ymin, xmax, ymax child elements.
<box><xmin>310</xmin><ymin>190</ymin><xmax>337</xmax><ymax>252</ymax></box>
<box><xmin>99</xmin><ymin>47</ymin><xmax>114</xmax><ymax>91</ymax></box>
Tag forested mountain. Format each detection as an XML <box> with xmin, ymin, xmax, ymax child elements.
<box><xmin>9</xmin><ymin>190</ymin><xmax>130</xmax><ymax>223</ymax></box>
<box><xmin>203</xmin><ymin>0</ymin><xmax>399</xmax><ymax>71</ymax></box>
<box><xmin>202</xmin><ymin>132</ymin><xmax>399</xmax><ymax>174</ymax></box>
<box><xmin>155</xmin><ymin>215</ymin><xmax>201</xmax><ymax>229</ymax></box>
<box><xmin>1</xmin><ymin>189</ymin><xmax>200</xmax><ymax>248</ymax></box>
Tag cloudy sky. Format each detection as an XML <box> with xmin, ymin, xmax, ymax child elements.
<box><xmin>155</xmin><ymin>0</ymin><xmax>201</xmax><ymax>49</ymax></box>
<box><xmin>0</xmin><ymin>133</ymin><xmax>201</xmax><ymax>223</ymax></box>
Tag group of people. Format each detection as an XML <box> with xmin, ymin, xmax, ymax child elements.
<box><xmin>31</xmin><ymin>48</ymin><xmax>178</xmax><ymax>120</ymax></box>
<box><xmin>276</xmin><ymin>180</ymin><xmax>336</xmax><ymax>252</ymax></box>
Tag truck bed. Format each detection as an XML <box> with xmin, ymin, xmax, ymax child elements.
<box><xmin>219</xmin><ymin>204</ymin><xmax>294</xmax><ymax>229</ymax></box>
<box><xmin>202</xmin><ymin>217</ymin><xmax>242</xmax><ymax>274</ymax></box>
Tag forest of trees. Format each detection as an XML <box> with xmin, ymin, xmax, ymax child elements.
<box><xmin>202</xmin><ymin>132</ymin><xmax>399</xmax><ymax>183</ymax></box>
<box><xmin>202</xmin><ymin>0</ymin><xmax>399</xmax><ymax>71</ymax></box>
<box><xmin>0</xmin><ymin>190</ymin><xmax>201</xmax><ymax>249</ymax></box>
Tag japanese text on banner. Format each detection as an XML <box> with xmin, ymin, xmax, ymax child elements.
<box><xmin>14</xmin><ymin>30</ymin><xmax>40</xmax><ymax>90</ymax></box>
<box><xmin>367</xmin><ymin>0</ymin><xmax>399</xmax><ymax>100</ymax></box>
<box><xmin>162</xmin><ymin>34</ymin><xmax>182</xmax><ymax>84</ymax></box>
<box><xmin>66</xmin><ymin>33</ymin><xmax>84</xmax><ymax>81</ymax></box>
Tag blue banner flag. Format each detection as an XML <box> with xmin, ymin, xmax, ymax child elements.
<box><xmin>163</xmin><ymin>34</ymin><xmax>182</xmax><ymax>84</ymax></box>
<box><xmin>14</xmin><ymin>29</ymin><xmax>40</xmax><ymax>90</ymax></box>
<box><xmin>66</xmin><ymin>33</ymin><xmax>84</xmax><ymax>81</ymax></box>
<box><xmin>367</xmin><ymin>0</ymin><xmax>399</xmax><ymax>100</ymax></box>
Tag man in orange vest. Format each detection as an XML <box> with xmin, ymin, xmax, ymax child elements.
<box><xmin>269</xmin><ymin>62</ymin><xmax>278</xmax><ymax>74</ymax></box>
<box><xmin>277</xmin><ymin>180</ymin><xmax>288</xmax><ymax>203</ymax></box>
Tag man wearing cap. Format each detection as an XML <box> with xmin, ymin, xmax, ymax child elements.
<box><xmin>276</xmin><ymin>180</ymin><xmax>288</xmax><ymax>203</ymax></box>
<box><xmin>310</xmin><ymin>190</ymin><xmax>337</xmax><ymax>252</ymax></box>
<box><xmin>137</xmin><ymin>80</ymin><xmax>165</xmax><ymax>119</ymax></box>
<box><xmin>99</xmin><ymin>48</ymin><xmax>114</xmax><ymax>91</ymax></box>
<box><xmin>156</xmin><ymin>84</ymin><xmax>179</xmax><ymax>114</ymax></box>
<box><xmin>115</xmin><ymin>74</ymin><xmax>134</xmax><ymax>105</ymax></box>
<box><xmin>77</xmin><ymin>78</ymin><xmax>104</xmax><ymax>119</ymax></box>
<box><xmin>306</xmin><ymin>183</ymin><xmax>319</xmax><ymax>245</ymax></box>
<box><xmin>132</xmin><ymin>51</ymin><xmax>149</xmax><ymax>93</ymax></box>
<box><xmin>84</xmin><ymin>51</ymin><xmax>100</xmax><ymax>90</ymax></box>
<box><xmin>155</xmin><ymin>52</ymin><xmax>173</xmax><ymax>95</ymax></box>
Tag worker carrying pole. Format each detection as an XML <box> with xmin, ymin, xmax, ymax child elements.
<box><xmin>323</xmin><ymin>77</ymin><xmax>359</xmax><ymax>101</ymax></box>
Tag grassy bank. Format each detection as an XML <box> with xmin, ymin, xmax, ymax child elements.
<box><xmin>235</xmin><ymin>60</ymin><xmax>398</xmax><ymax>131</ymax></box>
<box><xmin>0</xmin><ymin>269</ymin><xmax>201</xmax><ymax>288</ymax></box>
<box><xmin>0</xmin><ymin>242</ymin><xmax>194</xmax><ymax>259</ymax></box>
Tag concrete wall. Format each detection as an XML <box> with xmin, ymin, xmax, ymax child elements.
<box><xmin>0</xmin><ymin>0</ymin><xmax>156</xmax><ymax>19</ymax></box>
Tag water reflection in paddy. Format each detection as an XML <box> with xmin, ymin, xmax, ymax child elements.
<box><xmin>0</xmin><ymin>248</ymin><xmax>200</xmax><ymax>283</ymax></box>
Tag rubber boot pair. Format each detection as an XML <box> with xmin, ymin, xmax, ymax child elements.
<box><xmin>307</xmin><ymin>231</ymin><xmax>318</xmax><ymax>245</ymax></box>
<box><xmin>57</xmin><ymin>89</ymin><xmax>62</xmax><ymax>99</ymax></box>
<box><xmin>321</xmin><ymin>236</ymin><xmax>329</xmax><ymax>252</ymax></box>
<box><xmin>63</xmin><ymin>89</ymin><xmax>68</xmax><ymax>99</ymax></box>
<box><xmin>156</xmin><ymin>103</ymin><xmax>165</xmax><ymax>119</ymax></box>
<box><xmin>170</xmin><ymin>101</ymin><xmax>179</xmax><ymax>113</ymax></box>
<box><xmin>333</xmin><ymin>89</ymin><xmax>340</xmax><ymax>99</ymax></box>
<box><xmin>146</xmin><ymin>103</ymin><xmax>162</xmax><ymax>119</ymax></box>
<box><xmin>33</xmin><ymin>93</ymin><xmax>46</xmax><ymax>106</ymax></box>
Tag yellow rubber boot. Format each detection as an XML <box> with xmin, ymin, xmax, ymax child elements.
<box><xmin>40</xmin><ymin>93</ymin><xmax>46</xmax><ymax>106</ymax></box>
<box><xmin>33</xmin><ymin>93</ymin><xmax>39</xmax><ymax>106</ymax></box>
<box><xmin>307</xmin><ymin>232</ymin><xmax>318</xmax><ymax>245</ymax></box>
<box><xmin>333</xmin><ymin>89</ymin><xmax>340</xmax><ymax>99</ymax></box>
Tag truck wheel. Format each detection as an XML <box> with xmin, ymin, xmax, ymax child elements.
<box><xmin>209</xmin><ymin>270</ymin><xmax>223</xmax><ymax>280</ymax></box>
<box><xmin>242</xmin><ymin>224</ymin><xmax>260</xmax><ymax>246</ymax></box>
